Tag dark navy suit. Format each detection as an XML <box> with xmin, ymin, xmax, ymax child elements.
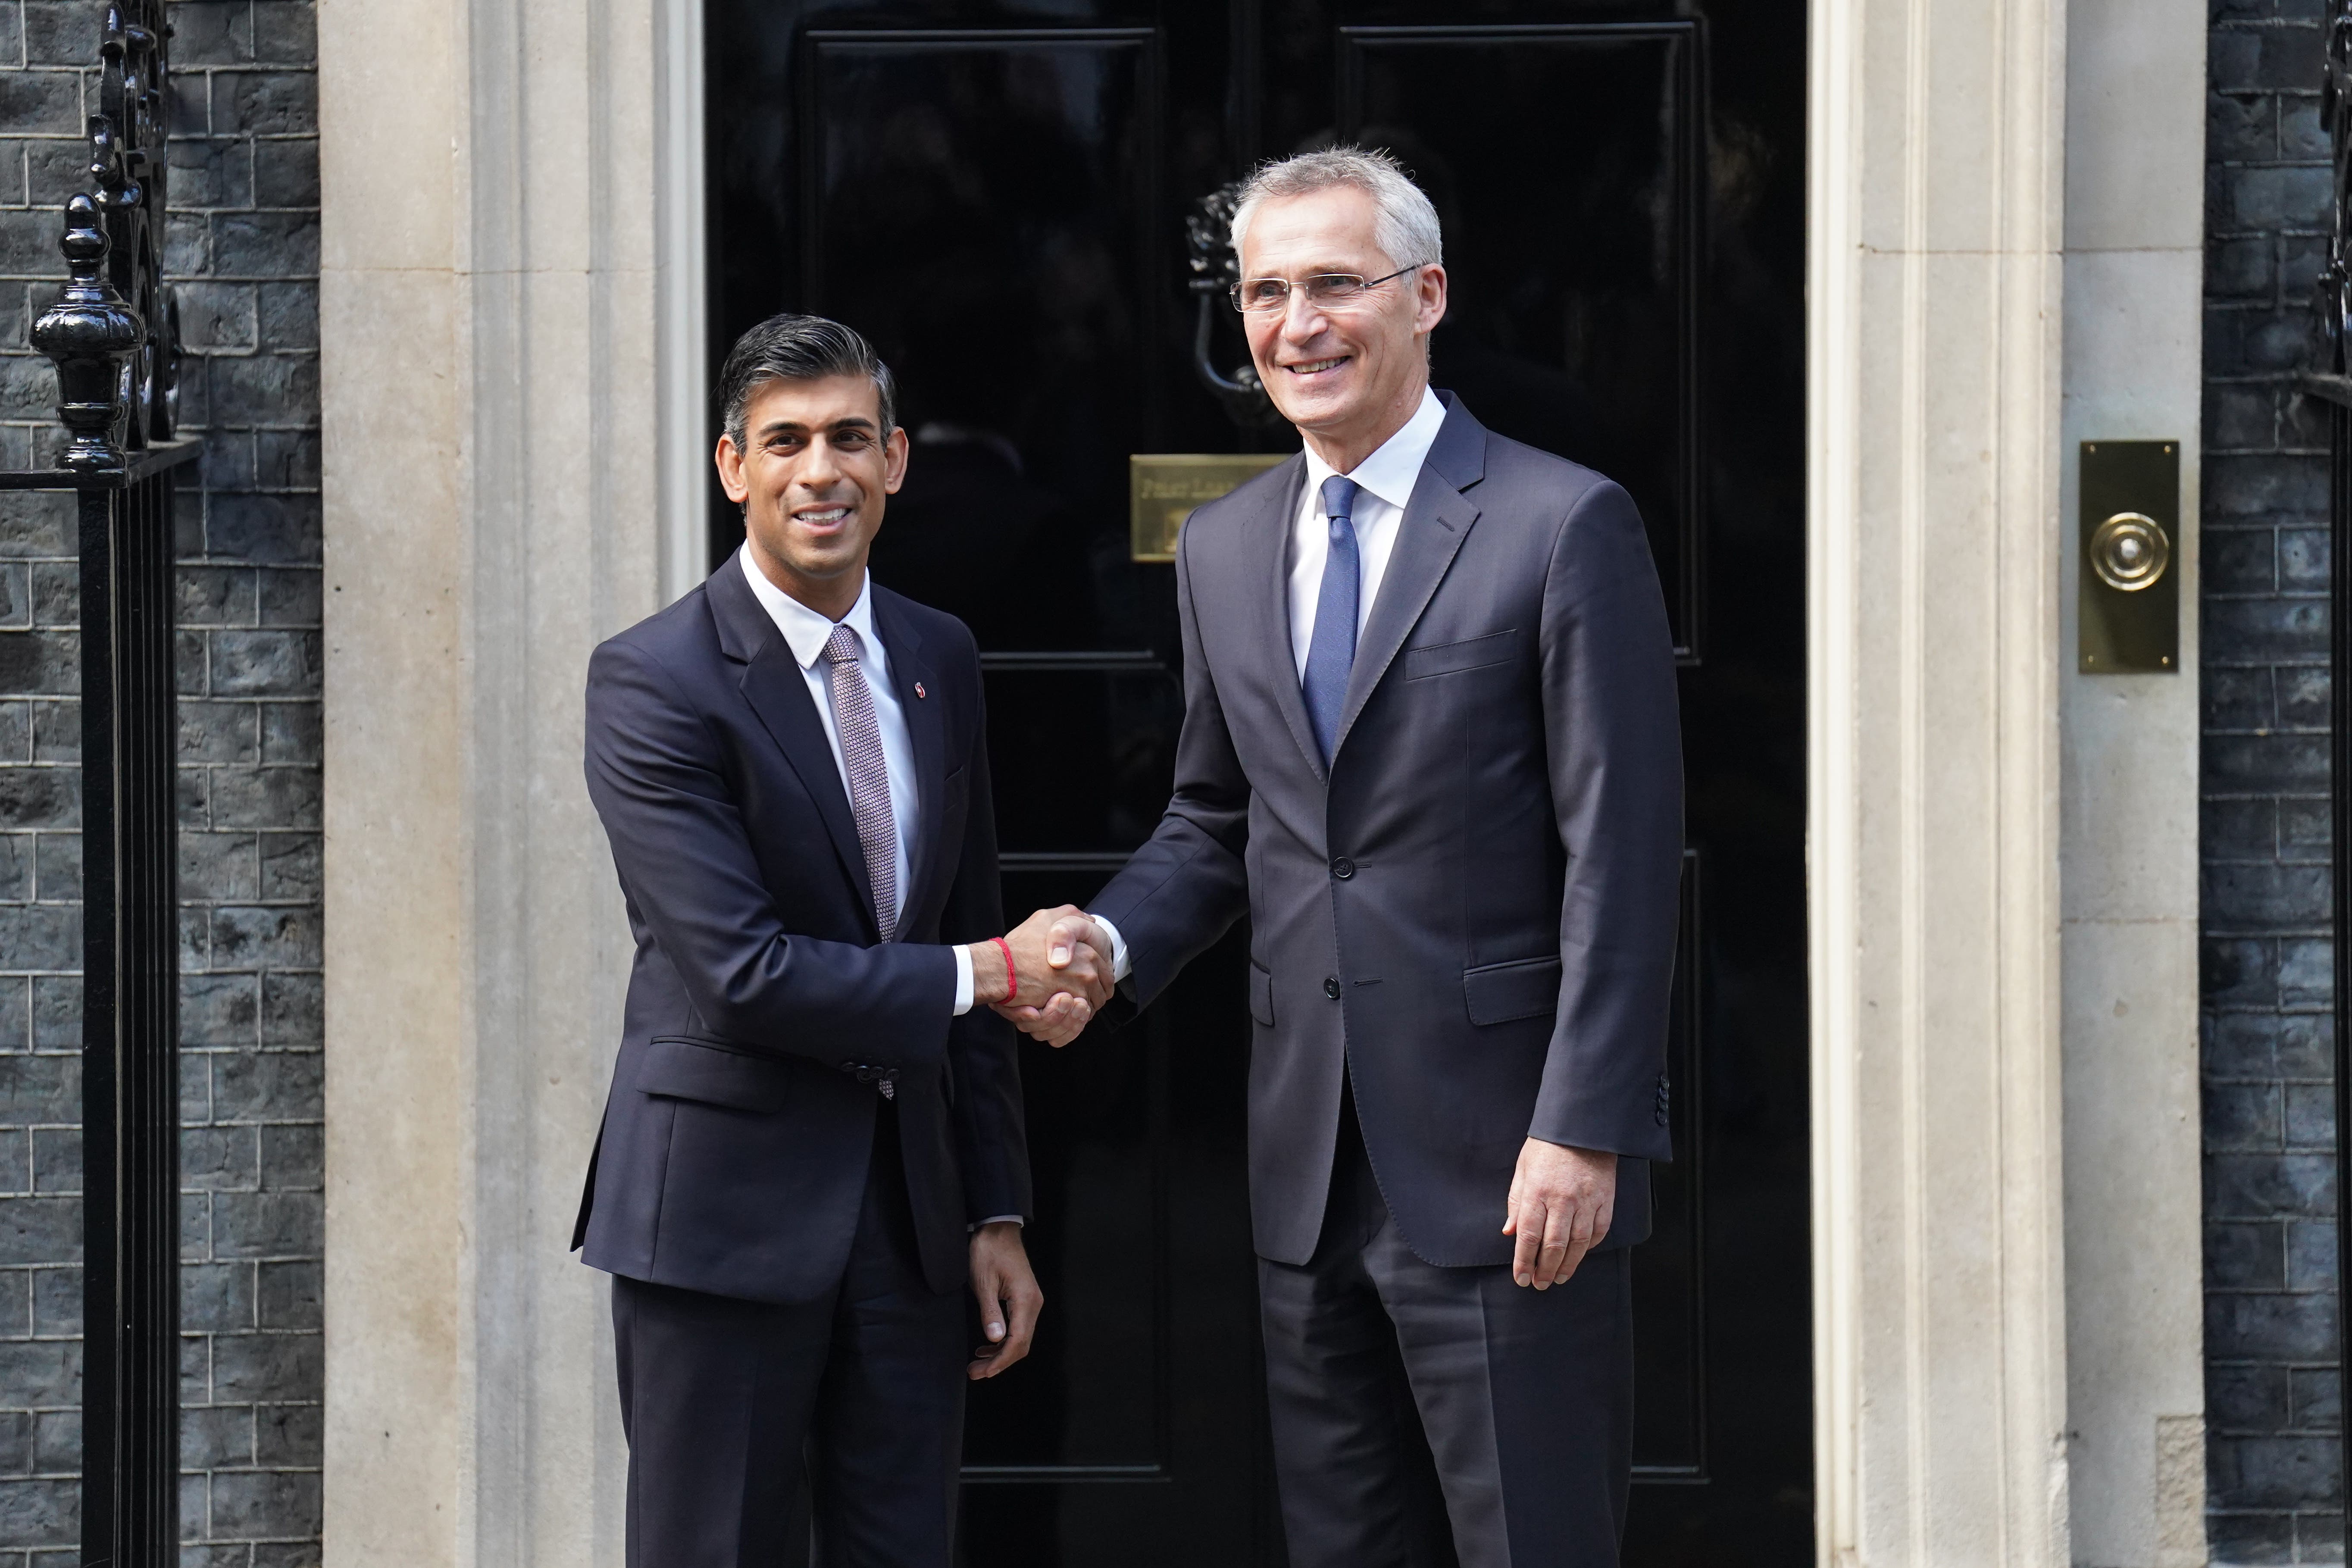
<box><xmin>574</xmin><ymin>559</ymin><xmax>1027</xmax><ymax>1566</ymax></box>
<box><xmin>1092</xmin><ymin>395</ymin><xmax>1683</xmax><ymax>1567</ymax></box>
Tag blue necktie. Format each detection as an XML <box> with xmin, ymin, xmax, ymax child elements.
<box><xmin>1302</xmin><ymin>476</ymin><xmax>1361</xmax><ymax>764</ymax></box>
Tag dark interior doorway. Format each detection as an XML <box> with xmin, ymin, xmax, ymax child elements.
<box><xmin>705</xmin><ymin>4</ymin><xmax>1811</xmax><ymax>1562</ymax></box>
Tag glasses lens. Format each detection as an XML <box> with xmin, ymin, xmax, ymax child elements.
<box><xmin>1301</xmin><ymin>275</ymin><xmax>1370</xmax><ymax>307</ymax></box>
<box><xmin>1234</xmin><ymin>279</ymin><xmax>1290</xmax><ymax>312</ymax></box>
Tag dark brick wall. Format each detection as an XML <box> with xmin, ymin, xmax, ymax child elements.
<box><xmin>2205</xmin><ymin>0</ymin><xmax>2348</xmax><ymax>1560</ymax></box>
<box><xmin>0</xmin><ymin>3</ymin><xmax>320</xmax><ymax>1563</ymax></box>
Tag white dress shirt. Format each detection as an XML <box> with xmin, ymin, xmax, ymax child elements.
<box><xmin>738</xmin><ymin>547</ymin><xmax>976</xmax><ymax>1013</ymax></box>
<box><xmin>1094</xmin><ymin>387</ymin><xmax>1450</xmax><ymax>981</ymax></box>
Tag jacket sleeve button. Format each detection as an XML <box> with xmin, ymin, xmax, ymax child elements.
<box><xmin>1331</xmin><ymin>857</ymin><xmax>1355</xmax><ymax>879</ymax></box>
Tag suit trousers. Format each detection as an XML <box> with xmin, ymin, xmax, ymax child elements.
<box><xmin>1258</xmin><ymin>1091</ymin><xmax>1634</xmax><ymax>1568</ymax></box>
<box><xmin>610</xmin><ymin>1102</ymin><xmax>967</xmax><ymax>1568</ymax></box>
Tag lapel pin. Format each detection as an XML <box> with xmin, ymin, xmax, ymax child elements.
<box><xmin>914</xmin><ymin>682</ymin><xmax>926</xmax><ymax>699</ymax></box>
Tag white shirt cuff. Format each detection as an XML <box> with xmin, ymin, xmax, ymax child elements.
<box><xmin>952</xmin><ymin>943</ymin><xmax>975</xmax><ymax>1016</ymax></box>
<box><xmin>1090</xmin><ymin>914</ymin><xmax>1132</xmax><ymax>982</ymax></box>
<box><xmin>970</xmin><ymin>1214</ymin><xmax>1024</xmax><ymax>1230</ymax></box>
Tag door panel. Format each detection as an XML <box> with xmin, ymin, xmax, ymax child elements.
<box><xmin>707</xmin><ymin>4</ymin><xmax>1809</xmax><ymax>1562</ymax></box>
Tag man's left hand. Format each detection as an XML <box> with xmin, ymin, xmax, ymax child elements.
<box><xmin>967</xmin><ymin>1221</ymin><xmax>1044</xmax><ymax>1379</ymax></box>
<box><xmin>1502</xmin><ymin>1138</ymin><xmax>1617</xmax><ymax>1289</ymax></box>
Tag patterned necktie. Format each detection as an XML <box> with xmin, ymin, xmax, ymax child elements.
<box><xmin>821</xmin><ymin>623</ymin><xmax>898</xmax><ymax>943</ymax></box>
<box><xmin>1301</xmin><ymin>475</ymin><xmax>1361</xmax><ymax>764</ymax></box>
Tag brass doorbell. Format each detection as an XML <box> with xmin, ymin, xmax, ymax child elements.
<box><xmin>2079</xmin><ymin>441</ymin><xmax>2180</xmax><ymax>673</ymax></box>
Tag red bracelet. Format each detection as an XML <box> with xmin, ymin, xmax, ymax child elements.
<box><xmin>989</xmin><ymin>937</ymin><xmax>1016</xmax><ymax>1003</ymax></box>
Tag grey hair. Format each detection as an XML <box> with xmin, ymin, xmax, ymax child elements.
<box><xmin>719</xmin><ymin>312</ymin><xmax>899</xmax><ymax>449</ymax></box>
<box><xmin>1228</xmin><ymin>146</ymin><xmax>1444</xmax><ymax>272</ymax></box>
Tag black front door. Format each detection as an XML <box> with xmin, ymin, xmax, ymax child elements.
<box><xmin>706</xmin><ymin>5</ymin><xmax>1810</xmax><ymax>1562</ymax></box>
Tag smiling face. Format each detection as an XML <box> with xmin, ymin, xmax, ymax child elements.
<box><xmin>1237</xmin><ymin>183</ymin><xmax>1448</xmax><ymax>471</ymax></box>
<box><xmin>716</xmin><ymin>373</ymin><xmax>908</xmax><ymax>622</ymax></box>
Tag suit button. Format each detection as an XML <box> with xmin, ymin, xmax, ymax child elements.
<box><xmin>1324</xmin><ymin>976</ymin><xmax>1341</xmax><ymax>1000</ymax></box>
<box><xmin>1331</xmin><ymin>857</ymin><xmax>1355</xmax><ymax>879</ymax></box>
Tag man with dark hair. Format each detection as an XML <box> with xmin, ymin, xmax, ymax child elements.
<box><xmin>1013</xmin><ymin>148</ymin><xmax>1684</xmax><ymax>1567</ymax></box>
<box><xmin>572</xmin><ymin>311</ymin><xmax>1110</xmax><ymax>1565</ymax></box>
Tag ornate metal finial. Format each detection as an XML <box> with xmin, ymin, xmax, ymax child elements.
<box><xmin>2307</xmin><ymin>0</ymin><xmax>2352</xmax><ymax>402</ymax></box>
<box><xmin>31</xmin><ymin>194</ymin><xmax>141</xmax><ymax>473</ymax></box>
<box><xmin>1186</xmin><ymin>182</ymin><xmax>1281</xmax><ymax>429</ymax></box>
<box><xmin>28</xmin><ymin>1</ymin><xmax>178</xmax><ymax>470</ymax></box>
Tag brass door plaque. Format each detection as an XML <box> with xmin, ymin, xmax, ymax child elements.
<box><xmin>1130</xmin><ymin>454</ymin><xmax>1291</xmax><ymax>562</ymax></box>
<box><xmin>2079</xmin><ymin>439</ymin><xmax>2180</xmax><ymax>673</ymax></box>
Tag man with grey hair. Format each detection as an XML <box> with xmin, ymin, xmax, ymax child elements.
<box><xmin>1010</xmin><ymin>148</ymin><xmax>1684</xmax><ymax>1565</ymax></box>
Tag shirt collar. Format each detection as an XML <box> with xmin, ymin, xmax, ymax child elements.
<box><xmin>737</xmin><ymin>544</ymin><xmax>882</xmax><ymax>672</ymax></box>
<box><xmin>1301</xmin><ymin>386</ymin><xmax>1448</xmax><ymax>514</ymax></box>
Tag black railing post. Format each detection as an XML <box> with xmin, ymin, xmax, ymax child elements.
<box><xmin>10</xmin><ymin>3</ymin><xmax>194</xmax><ymax>1562</ymax></box>
<box><xmin>2312</xmin><ymin>0</ymin><xmax>2352</xmax><ymax>1525</ymax></box>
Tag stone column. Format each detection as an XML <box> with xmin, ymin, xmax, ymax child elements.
<box><xmin>316</xmin><ymin>0</ymin><xmax>690</xmax><ymax>1562</ymax></box>
<box><xmin>1807</xmin><ymin>0</ymin><xmax>2074</xmax><ymax>1559</ymax></box>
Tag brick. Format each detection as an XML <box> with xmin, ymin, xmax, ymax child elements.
<box><xmin>2280</xmin><ymin>797</ymin><xmax>2331</xmax><ymax>860</ymax></box>
<box><xmin>181</xmin><ymin>974</ymin><xmax>260</xmax><ymax>1048</ymax></box>
<box><xmin>2284</xmin><ymin>1211</ymin><xmax>2338</xmax><ymax>1290</ymax></box>
<box><xmin>2209</xmin><ymin>235</ymin><xmax>2276</xmax><ymax>300</ymax></box>
<box><xmin>181</xmin><ymin>1404</ymin><xmax>253</xmax><ymax>1471</ymax></box>
<box><xmin>169</xmin><ymin>136</ymin><xmax>256</xmax><ymax>213</ymax></box>
<box><xmin>0</xmin><ymin>1339</ymin><xmax>74</xmax><ymax>1407</ymax></box>
<box><xmin>211</xmin><ymin>1052</ymin><xmax>320</xmax><ymax>1124</ymax></box>
<box><xmin>2216</xmin><ymin>1434</ymin><xmax>2345</xmax><ymax>1507</ymax></box>
<box><xmin>0</xmin><ymin>906</ymin><xmax>75</xmax><ymax>972</ymax></box>
<box><xmin>210</xmin><ymin>353</ymin><xmax>319</xmax><ymax>429</ymax></box>
<box><xmin>2211</xmin><ymin>1217</ymin><xmax>2288</xmax><ymax>1288</ymax></box>
<box><xmin>0</xmin><ymin>491</ymin><xmax>70</xmax><ymax>559</ymax></box>
<box><xmin>209</xmin><ymin>766</ymin><xmax>318</xmax><ymax>830</ymax></box>
<box><xmin>2300</xmin><ymin>1510</ymin><xmax>2347</xmax><ymax>1559</ymax></box>
<box><xmin>254</xmin><ymin>1261</ymin><xmax>316</xmax><ymax>1331</ymax></box>
<box><xmin>212</xmin><ymin>211</ymin><xmax>318</xmax><ymax>279</ymax></box>
<box><xmin>2289</xmin><ymin>1365</ymin><xmax>2343</xmax><ymax>1432</ymax></box>
<box><xmin>253</xmin><ymin>5</ymin><xmax>317</xmax><ymax>65</ymax></box>
<box><xmin>28</xmin><ymin>701</ymin><xmax>72</xmax><ymax>764</ymax></box>
<box><xmin>177</xmin><ymin>282</ymin><xmax>260</xmax><ymax>355</ymax></box>
<box><xmin>2280</xmin><ymin>936</ymin><xmax>2333</xmax><ymax>1005</ymax></box>
<box><xmin>210</xmin><ymin>1468</ymin><xmax>320</xmax><ymax>1539</ymax></box>
<box><xmin>2284</xmin><ymin>1082</ymin><xmax>2337</xmax><ymax>1149</ymax></box>
<box><xmin>2208</xmin><ymin>1079</ymin><xmax>2286</xmax><ymax>1150</ymax></box>
<box><xmin>2207</xmin><ymin>732</ymin><xmax>2330</xmax><ymax>794</ymax></box>
<box><xmin>181</xmin><ymin>831</ymin><xmax>259</xmax><ymax>902</ymax></box>
<box><xmin>257</xmin><ymin>568</ymin><xmax>319</xmax><ymax>628</ymax></box>
<box><xmin>2280</xmin><ymin>526</ymin><xmax>2331</xmax><ymax>589</ymax></box>
<box><xmin>2214</xmin><ymin>1362</ymin><xmax>2292</xmax><ymax>1430</ymax></box>
<box><xmin>2208</xmin><ymin>1152</ymin><xmax>2337</xmax><ymax>1218</ymax></box>
<box><xmin>179</xmin><ymin>700</ymin><xmax>260</xmax><ymax>766</ymax></box>
<box><xmin>254</xmin><ymin>1402</ymin><xmax>319</xmax><ymax>1467</ymax></box>
<box><xmin>213</xmin><ymin>1191</ymin><xmax>319</xmax><ymax>1258</ymax></box>
<box><xmin>210</xmin><ymin>1331</ymin><xmax>319</xmax><ymax>1405</ymax></box>
<box><xmin>2208</xmin><ymin>382</ymin><xmax>2280</xmax><ymax>448</ymax></box>
<box><xmin>2204</xmin><ymin>597</ymin><xmax>2329</xmax><ymax>663</ymax></box>
<box><xmin>257</xmin><ymin>833</ymin><xmax>315</xmax><ymax>903</ymax></box>
<box><xmin>2210</xmin><ymin>1290</ymin><xmax>2344</xmax><ymax>1360</ymax></box>
<box><xmin>0</xmin><ymin>1477</ymin><xmax>74</xmax><ymax>1546</ymax></box>
<box><xmin>210</xmin><ymin>630</ymin><xmax>319</xmax><ymax>697</ymax></box>
<box><xmin>180</xmin><ymin>1261</ymin><xmax>253</xmax><ymax>1334</ymax></box>
<box><xmin>257</xmin><ymin>1124</ymin><xmax>317</xmax><ymax>1191</ymax></box>
<box><xmin>259</xmin><ymin>703</ymin><xmax>316</xmax><ymax>767</ymax></box>
<box><xmin>0</xmin><ymin>1198</ymin><xmax>76</xmax><ymax>1266</ymax></box>
<box><xmin>206</xmin><ymin>492</ymin><xmax>319</xmax><ymax>564</ymax></box>
<box><xmin>22</xmin><ymin>1130</ymin><xmax>63</xmax><ymax>1196</ymax></box>
<box><xmin>252</xmin><ymin>140</ymin><xmax>318</xmax><ymax>208</ymax></box>
<box><xmin>255</xmin><ymin>282</ymin><xmax>316</xmax><ymax>351</ymax></box>
<box><xmin>0</xmin><ymin>631</ymin><xmax>75</xmax><ymax>696</ymax></box>
<box><xmin>255</xmin><ymin>431</ymin><xmax>319</xmax><ymax>491</ymax></box>
<box><xmin>0</xmin><ymin>704</ymin><xmax>25</xmax><ymax>764</ymax></box>
<box><xmin>2205</xmin><ymin>525</ymin><xmax>2279</xmax><ymax>592</ymax></box>
<box><xmin>2206</xmin><ymin>862</ymin><xmax>2332</xmax><ymax>930</ymax></box>
<box><xmin>2277</xmin><ymin>663</ymin><xmax>2330</xmax><ymax>728</ymax></box>
<box><xmin>170</xmin><ymin>3</ymin><xmax>257</xmax><ymax>67</ymax></box>
<box><xmin>26</xmin><ymin>977</ymin><xmax>72</xmax><ymax>1048</ymax></box>
<box><xmin>181</xmin><ymin>1125</ymin><xmax>257</xmax><ymax>1192</ymax></box>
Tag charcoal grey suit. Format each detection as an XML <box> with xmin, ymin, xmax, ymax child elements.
<box><xmin>1090</xmin><ymin>393</ymin><xmax>1683</xmax><ymax>1567</ymax></box>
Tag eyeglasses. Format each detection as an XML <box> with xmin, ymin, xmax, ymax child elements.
<box><xmin>1228</xmin><ymin>265</ymin><xmax>1421</xmax><ymax>314</ymax></box>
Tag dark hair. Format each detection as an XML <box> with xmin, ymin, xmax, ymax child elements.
<box><xmin>718</xmin><ymin>313</ymin><xmax>898</xmax><ymax>447</ymax></box>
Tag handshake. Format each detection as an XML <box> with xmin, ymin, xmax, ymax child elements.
<box><xmin>965</xmin><ymin>904</ymin><xmax>1117</xmax><ymax>1048</ymax></box>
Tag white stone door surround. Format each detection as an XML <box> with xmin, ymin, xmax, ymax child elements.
<box><xmin>314</xmin><ymin>0</ymin><xmax>2211</xmax><ymax>1563</ymax></box>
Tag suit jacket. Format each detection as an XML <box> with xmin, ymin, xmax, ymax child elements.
<box><xmin>1092</xmin><ymin>394</ymin><xmax>1683</xmax><ymax>1268</ymax></box>
<box><xmin>571</xmin><ymin>562</ymin><xmax>1029</xmax><ymax>1305</ymax></box>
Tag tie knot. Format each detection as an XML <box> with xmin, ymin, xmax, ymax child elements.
<box><xmin>821</xmin><ymin>623</ymin><xmax>865</xmax><ymax>667</ymax></box>
<box><xmin>1320</xmin><ymin>475</ymin><xmax>1359</xmax><ymax>528</ymax></box>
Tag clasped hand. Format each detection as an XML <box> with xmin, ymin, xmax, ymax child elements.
<box><xmin>972</xmin><ymin>905</ymin><xmax>1115</xmax><ymax>1047</ymax></box>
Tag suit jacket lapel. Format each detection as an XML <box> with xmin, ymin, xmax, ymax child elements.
<box><xmin>705</xmin><ymin>561</ymin><xmax>880</xmax><ymax>936</ymax></box>
<box><xmin>872</xmin><ymin>589</ymin><xmax>947</xmax><ymax>931</ymax></box>
<box><xmin>1333</xmin><ymin>398</ymin><xmax>1489</xmax><ymax>758</ymax></box>
<box><xmin>1247</xmin><ymin>456</ymin><xmax>1326</xmax><ymax>781</ymax></box>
